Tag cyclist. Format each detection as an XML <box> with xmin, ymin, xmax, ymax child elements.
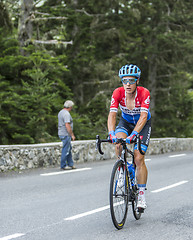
<box><xmin>107</xmin><ymin>64</ymin><xmax>151</xmax><ymax>211</ymax></box>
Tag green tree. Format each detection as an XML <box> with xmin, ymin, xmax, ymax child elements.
<box><xmin>1</xmin><ymin>0</ymin><xmax>193</xmax><ymax>144</ymax></box>
<box><xmin>0</xmin><ymin>37</ymin><xmax>72</xmax><ymax>143</ymax></box>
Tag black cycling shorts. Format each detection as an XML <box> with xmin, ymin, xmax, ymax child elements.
<box><xmin>115</xmin><ymin>117</ymin><xmax>151</xmax><ymax>152</ymax></box>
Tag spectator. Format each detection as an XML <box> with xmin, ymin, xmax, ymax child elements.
<box><xmin>58</xmin><ymin>100</ymin><xmax>76</xmax><ymax>170</ymax></box>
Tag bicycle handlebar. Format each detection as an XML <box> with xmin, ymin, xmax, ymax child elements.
<box><xmin>96</xmin><ymin>134</ymin><xmax>145</xmax><ymax>155</ymax></box>
<box><xmin>96</xmin><ymin>135</ymin><xmax>111</xmax><ymax>155</ymax></box>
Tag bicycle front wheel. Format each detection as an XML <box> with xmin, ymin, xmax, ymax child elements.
<box><xmin>109</xmin><ymin>160</ymin><xmax>129</xmax><ymax>230</ymax></box>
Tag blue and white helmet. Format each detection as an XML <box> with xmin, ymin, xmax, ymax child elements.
<box><xmin>119</xmin><ymin>64</ymin><xmax>141</xmax><ymax>78</ymax></box>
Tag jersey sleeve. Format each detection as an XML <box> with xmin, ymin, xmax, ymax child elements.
<box><xmin>141</xmin><ymin>88</ymin><xmax>150</xmax><ymax>113</ymax></box>
<box><xmin>109</xmin><ymin>88</ymin><xmax>120</xmax><ymax>112</ymax></box>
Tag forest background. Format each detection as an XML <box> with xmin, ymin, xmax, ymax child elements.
<box><xmin>0</xmin><ymin>0</ymin><xmax>193</xmax><ymax>144</ymax></box>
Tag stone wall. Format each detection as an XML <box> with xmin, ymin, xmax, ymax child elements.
<box><xmin>0</xmin><ymin>138</ymin><xmax>193</xmax><ymax>172</ymax></box>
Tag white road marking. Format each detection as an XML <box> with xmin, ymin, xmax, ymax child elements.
<box><xmin>0</xmin><ymin>233</ymin><xmax>25</xmax><ymax>240</ymax></box>
<box><xmin>64</xmin><ymin>201</ymin><xmax>124</xmax><ymax>221</ymax></box>
<box><xmin>169</xmin><ymin>154</ymin><xmax>186</xmax><ymax>158</ymax></box>
<box><xmin>145</xmin><ymin>158</ymin><xmax>151</xmax><ymax>161</ymax></box>
<box><xmin>64</xmin><ymin>205</ymin><xmax>110</xmax><ymax>220</ymax></box>
<box><xmin>40</xmin><ymin>168</ymin><xmax>92</xmax><ymax>176</ymax></box>
<box><xmin>151</xmin><ymin>180</ymin><xmax>188</xmax><ymax>193</ymax></box>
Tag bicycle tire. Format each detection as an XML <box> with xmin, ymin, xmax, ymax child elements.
<box><xmin>131</xmin><ymin>185</ymin><xmax>141</xmax><ymax>220</ymax></box>
<box><xmin>109</xmin><ymin>160</ymin><xmax>129</xmax><ymax>230</ymax></box>
<box><xmin>129</xmin><ymin>162</ymin><xmax>142</xmax><ymax>220</ymax></box>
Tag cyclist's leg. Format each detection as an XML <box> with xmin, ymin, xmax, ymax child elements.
<box><xmin>134</xmin><ymin>118</ymin><xmax>151</xmax><ymax>183</ymax></box>
<box><xmin>134</xmin><ymin>150</ymin><xmax>147</xmax><ymax>184</ymax></box>
<box><xmin>134</xmin><ymin>151</ymin><xmax>147</xmax><ymax>210</ymax></box>
<box><xmin>115</xmin><ymin>132</ymin><xmax>127</xmax><ymax>157</ymax></box>
<box><xmin>134</xmin><ymin>119</ymin><xmax>151</xmax><ymax>210</ymax></box>
<box><xmin>115</xmin><ymin>117</ymin><xmax>132</xmax><ymax>157</ymax></box>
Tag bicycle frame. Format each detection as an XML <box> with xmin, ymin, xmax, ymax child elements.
<box><xmin>117</xmin><ymin>139</ymin><xmax>135</xmax><ymax>201</ymax></box>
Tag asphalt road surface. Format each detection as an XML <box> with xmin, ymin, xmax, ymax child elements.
<box><xmin>0</xmin><ymin>151</ymin><xmax>193</xmax><ymax>240</ymax></box>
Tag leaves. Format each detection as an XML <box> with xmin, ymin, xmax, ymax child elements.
<box><xmin>0</xmin><ymin>35</ymin><xmax>71</xmax><ymax>144</ymax></box>
<box><xmin>0</xmin><ymin>0</ymin><xmax>193</xmax><ymax>144</ymax></box>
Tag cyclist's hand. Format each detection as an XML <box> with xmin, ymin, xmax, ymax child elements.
<box><xmin>126</xmin><ymin>131</ymin><xmax>138</xmax><ymax>144</ymax></box>
<box><xmin>108</xmin><ymin>131</ymin><xmax>117</xmax><ymax>143</ymax></box>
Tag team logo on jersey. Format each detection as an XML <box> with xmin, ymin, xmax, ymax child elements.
<box><xmin>144</xmin><ymin>96</ymin><xmax>150</xmax><ymax>105</ymax></box>
<box><xmin>111</xmin><ymin>97</ymin><xmax>115</xmax><ymax>105</ymax></box>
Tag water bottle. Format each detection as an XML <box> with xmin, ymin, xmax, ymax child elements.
<box><xmin>127</xmin><ymin>162</ymin><xmax>135</xmax><ymax>186</ymax></box>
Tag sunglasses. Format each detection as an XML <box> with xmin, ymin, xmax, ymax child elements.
<box><xmin>122</xmin><ymin>78</ymin><xmax>138</xmax><ymax>85</ymax></box>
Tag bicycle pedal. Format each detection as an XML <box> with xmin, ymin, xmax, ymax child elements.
<box><xmin>138</xmin><ymin>207</ymin><xmax>144</xmax><ymax>213</ymax></box>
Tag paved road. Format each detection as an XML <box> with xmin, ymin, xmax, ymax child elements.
<box><xmin>0</xmin><ymin>151</ymin><xmax>193</xmax><ymax>240</ymax></box>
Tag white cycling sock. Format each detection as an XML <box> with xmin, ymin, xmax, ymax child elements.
<box><xmin>138</xmin><ymin>185</ymin><xmax>146</xmax><ymax>200</ymax></box>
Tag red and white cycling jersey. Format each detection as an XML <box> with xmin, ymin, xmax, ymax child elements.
<box><xmin>110</xmin><ymin>86</ymin><xmax>151</xmax><ymax>124</ymax></box>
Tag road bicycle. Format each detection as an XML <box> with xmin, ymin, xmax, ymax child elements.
<box><xmin>96</xmin><ymin>134</ymin><xmax>145</xmax><ymax>230</ymax></box>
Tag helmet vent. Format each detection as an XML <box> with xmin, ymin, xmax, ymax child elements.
<box><xmin>119</xmin><ymin>64</ymin><xmax>141</xmax><ymax>79</ymax></box>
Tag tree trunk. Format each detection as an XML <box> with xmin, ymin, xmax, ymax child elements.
<box><xmin>0</xmin><ymin>1</ymin><xmax>12</xmax><ymax>31</ymax></box>
<box><xmin>18</xmin><ymin>0</ymin><xmax>34</xmax><ymax>55</ymax></box>
<box><xmin>148</xmin><ymin>53</ymin><xmax>157</xmax><ymax>122</ymax></box>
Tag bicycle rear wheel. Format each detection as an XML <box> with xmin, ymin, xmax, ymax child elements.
<box><xmin>109</xmin><ymin>160</ymin><xmax>129</xmax><ymax>230</ymax></box>
<box><xmin>132</xmin><ymin>185</ymin><xmax>141</xmax><ymax>220</ymax></box>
